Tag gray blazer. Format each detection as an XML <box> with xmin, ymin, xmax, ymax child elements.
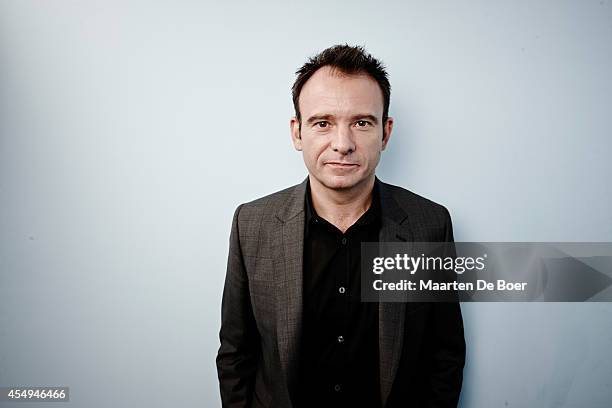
<box><xmin>216</xmin><ymin>177</ymin><xmax>466</xmax><ymax>408</ymax></box>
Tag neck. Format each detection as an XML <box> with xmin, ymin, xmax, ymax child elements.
<box><xmin>309</xmin><ymin>175</ymin><xmax>376</xmax><ymax>233</ymax></box>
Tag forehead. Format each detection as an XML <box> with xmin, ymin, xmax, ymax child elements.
<box><xmin>299</xmin><ymin>66</ymin><xmax>384</xmax><ymax>117</ymax></box>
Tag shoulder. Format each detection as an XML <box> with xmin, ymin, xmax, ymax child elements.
<box><xmin>232</xmin><ymin>181</ymin><xmax>304</xmax><ymax>228</ymax></box>
<box><xmin>228</xmin><ymin>182</ymin><xmax>304</xmax><ymax>256</ymax></box>
<box><xmin>379</xmin><ymin>180</ymin><xmax>452</xmax><ymax>226</ymax></box>
<box><xmin>241</xmin><ymin>184</ymin><xmax>298</xmax><ymax>211</ymax></box>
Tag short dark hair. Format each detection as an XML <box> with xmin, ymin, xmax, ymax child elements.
<box><xmin>291</xmin><ymin>44</ymin><xmax>391</xmax><ymax>128</ymax></box>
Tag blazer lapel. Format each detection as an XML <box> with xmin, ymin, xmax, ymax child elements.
<box><xmin>274</xmin><ymin>178</ymin><xmax>308</xmax><ymax>402</ymax></box>
<box><xmin>377</xmin><ymin>179</ymin><xmax>412</xmax><ymax>408</ymax></box>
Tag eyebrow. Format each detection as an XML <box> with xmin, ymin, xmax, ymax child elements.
<box><xmin>305</xmin><ymin>114</ymin><xmax>379</xmax><ymax>125</ymax></box>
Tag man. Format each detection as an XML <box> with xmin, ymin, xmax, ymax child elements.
<box><xmin>216</xmin><ymin>44</ymin><xmax>465</xmax><ymax>408</ymax></box>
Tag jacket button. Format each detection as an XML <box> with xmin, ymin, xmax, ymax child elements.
<box><xmin>334</xmin><ymin>384</ymin><xmax>341</xmax><ymax>392</ymax></box>
<box><xmin>337</xmin><ymin>335</ymin><xmax>344</xmax><ymax>343</ymax></box>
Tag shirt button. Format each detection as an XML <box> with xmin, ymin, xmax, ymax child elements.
<box><xmin>341</xmin><ymin>237</ymin><xmax>347</xmax><ymax>245</ymax></box>
<box><xmin>337</xmin><ymin>335</ymin><xmax>344</xmax><ymax>343</ymax></box>
<box><xmin>334</xmin><ymin>384</ymin><xmax>341</xmax><ymax>392</ymax></box>
<box><xmin>338</xmin><ymin>286</ymin><xmax>346</xmax><ymax>294</ymax></box>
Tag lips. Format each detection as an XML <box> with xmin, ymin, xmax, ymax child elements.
<box><xmin>325</xmin><ymin>161</ymin><xmax>358</xmax><ymax>167</ymax></box>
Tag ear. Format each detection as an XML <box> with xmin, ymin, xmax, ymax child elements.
<box><xmin>290</xmin><ymin>116</ymin><xmax>303</xmax><ymax>151</ymax></box>
<box><xmin>381</xmin><ymin>117</ymin><xmax>394</xmax><ymax>151</ymax></box>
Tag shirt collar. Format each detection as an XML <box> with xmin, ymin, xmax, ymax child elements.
<box><xmin>304</xmin><ymin>178</ymin><xmax>381</xmax><ymax>236</ymax></box>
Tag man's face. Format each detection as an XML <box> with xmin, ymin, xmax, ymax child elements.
<box><xmin>291</xmin><ymin>66</ymin><xmax>393</xmax><ymax>192</ymax></box>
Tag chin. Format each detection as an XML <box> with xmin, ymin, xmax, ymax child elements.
<box><xmin>321</xmin><ymin>174</ymin><xmax>362</xmax><ymax>191</ymax></box>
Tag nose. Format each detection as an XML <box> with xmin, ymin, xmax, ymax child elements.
<box><xmin>330</xmin><ymin>125</ymin><xmax>356</xmax><ymax>155</ymax></box>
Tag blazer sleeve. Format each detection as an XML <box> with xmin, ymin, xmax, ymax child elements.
<box><xmin>426</xmin><ymin>208</ymin><xmax>466</xmax><ymax>407</ymax></box>
<box><xmin>216</xmin><ymin>204</ymin><xmax>261</xmax><ymax>407</ymax></box>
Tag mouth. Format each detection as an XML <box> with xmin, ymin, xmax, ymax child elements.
<box><xmin>325</xmin><ymin>161</ymin><xmax>359</xmax><ymax>168</ymax></box>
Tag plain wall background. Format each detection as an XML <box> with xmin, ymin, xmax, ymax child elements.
<box><xmin>1</xmin><ymin>0</ymin><xmax>611</xmax><ymax>407</ymax></box>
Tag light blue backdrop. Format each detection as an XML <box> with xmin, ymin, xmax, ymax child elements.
<box><xmin>1</xmin><ymin>1</ymin><xmax>611</xmax><ymax>407</ymax></box>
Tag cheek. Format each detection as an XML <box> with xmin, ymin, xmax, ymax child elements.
<box><xmin>359</xmin><ymin>140</ymin><xmax>383</xmax><ymax>161</ymax></box>
<box><xmin>302</xmin><ymin>138</ymin><xmax>328</xmax><ymax>163</ymax></box>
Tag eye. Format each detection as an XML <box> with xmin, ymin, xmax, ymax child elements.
<box><xmin>314</xmin><ymin>121</ymin><xmax>330</xmax><ymax>128</ymax></box>
<box><xmin>355</xmin><ymin>120</ymin><xmax>372</xmax><ymax>127</ymax></box>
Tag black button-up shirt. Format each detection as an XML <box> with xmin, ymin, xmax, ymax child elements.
<box><xmin>296</xmin><ymin>180</ymin><xmax>382</xmax><ymax>408</ymax></box>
